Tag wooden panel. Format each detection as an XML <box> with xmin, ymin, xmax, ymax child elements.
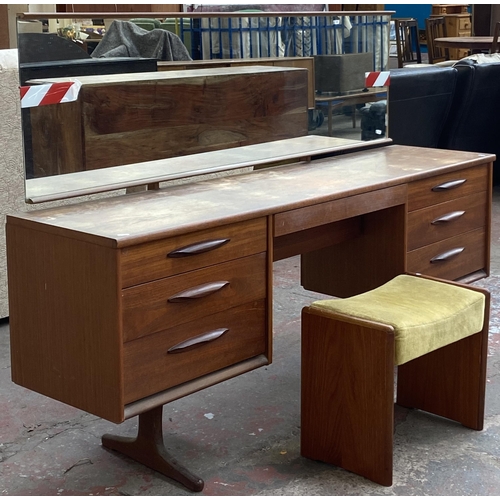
<box><xmin>407</xmin><ymin>192</ymin><xmax>487</xmax><ymax>251</ymax></box>
<box><xmin>6</xmin><ymin>223</ymin><xmax>124</xmax><ymax>423</ymax></box>
<box><xmin>31</xmin><ymin>100</ymin><xmax>84</xmax><ymax>177</ymax></box>
<box><xmin>121</xmin><ymin>218</ymin><xmax>267</xmax><ymax>287</ymax></box>
<box><xmin>273</xmin><ymin>217</ymin><xmax>361</xmax><ymax>262</ymax></box>
<box><xmin>123</xmin><ymin>300</ymin><xmax>266</xmax><ymax>403</ymax></box>
<box><xmin>397</xmin><ymin>329</ymin><xmax>488</xmax><ymax>430</ymax></box>
<box><xmin>157</xmin><ymin>57</ymin><xmax>315</xmax><ymax>107</ymax></box>
<box><xmin>122</xmin><ymin>253</ymin><xmax>266</xmax><ymax>341</ymax></box>
<box><xmin>407</xmin><ymin>227</ymin><xmax>487</xmax><ymax>280</ymax></box>
<box><xmin>30</xmin><ymin>67</ymin><xmax>308</xmax><ymax>176</ymax></box>
<box><xmin>301</xmin><ymin>307</ymin><xmax>395</xmax><ymax>486</ymax></box>
<box><xmin>407</xmin><ymin>165</ymin><xmax>489</xmax><ymax>212</ymax></box>
<box><xmin>301</xmin><ymin>205</ymin><xmax>407</xmax><ymax>298</ymax></box>
<box><xmin>124</xmin><ymin>355</ymin><xmax>269</xmax><ymax>418</ymax></box>
<box><xmin>85</xmin><ymin>115</ymin><xmax>306</xmax><ymax>171</ymax></box>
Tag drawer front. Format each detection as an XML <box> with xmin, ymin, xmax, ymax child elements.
<box><xmin>122</xmin><ymin>253</ymin><xmax>267</xmax><ymax>342</ymax></box>
<box><xmin>407</xmin><ymin>192</ymin><xmax>487</xmax><ymax>251</ymax></box>
<box><xmin>408</xmin><ymin>165</ymin><xmax>489</xmax><ymax>212</ymax></box>
<box><xmin>458</xmin><ymin>17</ymin><xmax>471</xmax><ymax>31</ymax></box>
<box><xmin>121</xmin><ymin>218</ymin><xmax>267</xmax><ymax>287</ymax></box>
<box><xmin>274</xmin><ymin>185</ymin><xmax>406</xmax><ymax>237</ymax></box>
<box><xmin>123</xmin><ymin>300</ymin><xmax>267</xmax><ymax>404</ymax></box>
<box><xmin>407</xmin><ymin>227</ymin><xmax>486</xmax><ymax>280</ymax></box>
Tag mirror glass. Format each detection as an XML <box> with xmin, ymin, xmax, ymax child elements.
<box><xmin>17</xmin><ymin>10</ymin><xmax>390</xmax><ymax>203</ymax></box>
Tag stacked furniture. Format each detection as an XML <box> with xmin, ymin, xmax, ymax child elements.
<box><xmin>430</xmin><ymin>4</ymin><xmax>472</xmax><ymax>60</ymax></box>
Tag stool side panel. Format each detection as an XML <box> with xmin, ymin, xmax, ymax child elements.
<box><xmin>301</xmin><ymin>308</ymin><xmax>394</xmax><ymax>486</ymax></box>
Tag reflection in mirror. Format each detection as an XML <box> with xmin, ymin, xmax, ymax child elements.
<box><xmin>17</xmin><ymin>11</ymin><xmax>390</xmax><ymax>202</ymax></box>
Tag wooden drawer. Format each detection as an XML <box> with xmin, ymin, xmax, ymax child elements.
<box><xmin>123</xmin><ymin>300</ymin><xmax>267</xmax><ymax>404</ymax></box>
<box><xmin>274</xmin><ymin>185</ymin><xmax>406</xmax><ymax>237</ymax></box>
<box><xmin>121</xmin><ymin>218</ymin><xmax>267</xmax><ymax>287</ymax></box>
<box><xmin>407</xmin><ymin>192</ymin><xmax>487</xmax><ymax>251</ymax></box>
<box><xmin>408</xmin><ymin>166</ymin><xmax>488</xmax><ymax>212</ymax></box>
<box><xmin>407</xmin><ymin>227</ymin><xmax>486</xmax><ymax>280</ymax></box>
<box><xmin>458</xmin><ymin>17</ymin><xmax>471</xmax><ymax>31</ymax></box>
<box><xmin>122</xmin><ymin>253</ymin><xmax>266</xmax><ymax>342</ymax></box>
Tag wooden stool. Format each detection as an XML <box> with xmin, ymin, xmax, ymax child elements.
<box><xmin>301</xmin><ymin>274</ymin><xmax>490</xmax><ymax>486</ymax></box>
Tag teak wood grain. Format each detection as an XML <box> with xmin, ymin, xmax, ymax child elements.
<box><xmin>121</xmin><ymin>218</ymin><xmax>267</xmax><ymax>288</ymax></box>
<box><xmin>14</xmin><ymin>145</ymin><xmax>493</xmax><ymax>248</ymax></box>
<box><xmin>6</xmin><ymin>224</ymin><xmax>124</xmax><ymax>423</ymax></box>
<box><xmin>158</xmin><ymin>56</ymin><xmax>316</xmax><ymax>108</ymax></box>
<box><xmin>407</xmin><ymin>227</ymin><xmax>486</xmax><ymax>280</ymax></box>
<box><xmin>301</xmin><ymin>205</ymin><xmax>407</xmax><ymax>298</ymax></box>
<box><xmin>123</xmin><ymin>300</ymin><xmax>267</xmax><ymax>404</ymax></box>
<box><xmin>30</xmin><ymin>100</ymin><xmax>84</xmax><ymax>177</ymax></box>
<box><xmin>301</xmin><ymin>273</ymin><xmax>490</xmax><ymax>486</ymax></box>
<box><xmin>407</xmin><ymin>164</ymin><xmax>489</xmax><ymax>211</ymax></box>
<box><xmin>6</xmin><ymin>143</ymin><xmax>494</xmax><ymax>424</ymax></box>
<box><xmin>29</xmin><ymin>67</ymin><xmax>308</xmax><ymax>176</ymax></box>
<box><xmin>122</xmin><ymin>253</ymin><xmax>266</xmax><ymax>342</ymax></box>
<box><xmin>407</xmin><ymin>191</ymin><xmax>488</xmax><ymax>251</ymax></box>
<box><xmin>301</xmin><ymin>308</ymin><xmax>395</xmax><ymax>486</ymax></box>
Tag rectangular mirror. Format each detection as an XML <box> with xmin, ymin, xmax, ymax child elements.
<box><xmin>17</xmin><ymin>9</ymin><xmax>391</xmax><ymax>203</ymax></box>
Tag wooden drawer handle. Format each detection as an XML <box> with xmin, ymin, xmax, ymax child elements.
<box><xmin>431</xmin><ymin>179</ymin><xmax>466</xmax><ymax>192</ymax></box>
<box><xmin>168</xmin><ymin>281</ymin><xmax>229</xmax><ymax>302</ymax></box>
<box><xmin>167</xmin><ymin>328</ymin><xmax>229</xmax><ymax>353</ymax></box>
<box><xmin>431</xmin><ymin>210</ymin><xmax>465</xmax><ymax>225</ymax></box>
<box><xmin>430</xmin><ymin>247</ymin><xmax>465</xmax><ymax>263</ymax></box>
<box><xmin>167</xmin><ymin>239</ymin><xmax>230</xmax><ymax>258</ymax></box>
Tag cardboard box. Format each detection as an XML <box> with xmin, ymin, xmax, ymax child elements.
<box><xmin>314</xmin><ymin>52</ymin><xmax>374</xmax><ymax>94</ymax></box>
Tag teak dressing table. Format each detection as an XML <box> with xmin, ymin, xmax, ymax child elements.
<box><xmin>6</xmin><ymin>137</ymin><xmax>494</xmax><ymax>491</ymax></box>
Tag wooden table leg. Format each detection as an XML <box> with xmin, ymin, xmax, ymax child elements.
<box><xmin>102</xmin><ymin>406</ymin><xmax>204</xmax><ymax>492</ymax></box>
<box><xmin>328</xmin><ymin>101</ymin><xmax>333</xmax><ymax>136</ymax></box>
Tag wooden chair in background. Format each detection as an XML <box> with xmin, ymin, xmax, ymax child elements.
<box><xmin>425</xmin><ymin>16</ymin><xmax>450</xmax><ymax>63</ymax></box>
<box><xmin>491</xmin><ymin>21</ymin><xmax>500</xmax><ymax>53</ymax></box>
<box><xmin>394</xmin><ymin>18</ymin><xmax>422</xmax><ymax>67</ymax></box>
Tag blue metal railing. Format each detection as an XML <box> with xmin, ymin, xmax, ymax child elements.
<box><xmin>169</xmin><ymin>13</ymin><xmax>391</xmax><ymax>71</ymax></box>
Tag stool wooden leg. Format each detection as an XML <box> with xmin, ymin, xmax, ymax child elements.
<box><xmin>397</xmin><ymin>327</ymin><xmax>488</xmax><ymax>430</ymax></box>
<box><xmin>301</xmin><ymin>308</ymin><xmax>395</xmax><ymax>486</ymax></box>
<box><xmin>397</xmin><ymin>278</ymin><xmax>490</xmax><ymax>431</ymax></box>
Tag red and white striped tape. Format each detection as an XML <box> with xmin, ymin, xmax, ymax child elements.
<box><xmin>365</xmin><ymin>71</ymin><xmax>390</xmax><ymax>87</ymax></box>
<box><xmin>20</xmin><ymin>80</ymin><xmax>82</xmax><ymax>109</ymax></box>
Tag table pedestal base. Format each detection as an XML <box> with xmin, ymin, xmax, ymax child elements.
<box><xmin>102</xmin><ymin>406</ymin><xmax>204</xmax><ymax>492</ymax></box>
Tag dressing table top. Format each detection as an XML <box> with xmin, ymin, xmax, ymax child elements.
<box><xmin>11</xmin><ymin>143</ymin><xmax>495</xmax><ymax>248</ymax></box>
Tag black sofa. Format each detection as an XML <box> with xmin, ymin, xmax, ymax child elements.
<box><xmin>389</xmin><ymin>60</ymin><xmax>500</xmax><ymax>184</ymax></box>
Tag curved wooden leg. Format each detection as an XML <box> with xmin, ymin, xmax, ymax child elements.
<box><xmin>102</xmin><ymin>406</ymin><xmax>204</xmax><ymax>492</ymax></box>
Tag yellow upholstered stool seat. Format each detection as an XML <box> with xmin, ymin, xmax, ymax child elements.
<box><xmin>301</xmin><ymin>274</ymin><xmax>489</xmax><ymax>487</ymax></box>
<box><xmin>310</xmin><ymin>274</ymin><xmax>485</xmax><ymax>365</ymax></box>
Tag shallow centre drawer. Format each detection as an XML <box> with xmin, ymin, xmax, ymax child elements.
<box><xmin>120</xmin><ymin>218</ymin><xmax>267</xmax><ymax>287</ymax></box>
<box><xmin>123</xmin><ymin>300</ymin><xmax>267</xmax><ymax>404</ymax></box>
<box><xmin>122</xmin><ymin>253</ymin><xmax>267</xmax><ymax>342</ymax></box>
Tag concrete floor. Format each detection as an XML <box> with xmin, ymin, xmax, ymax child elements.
<box><xmin>1</xmin><ymin>188</ymin><xmax>500</xmax><ymax>496</ymax></box>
